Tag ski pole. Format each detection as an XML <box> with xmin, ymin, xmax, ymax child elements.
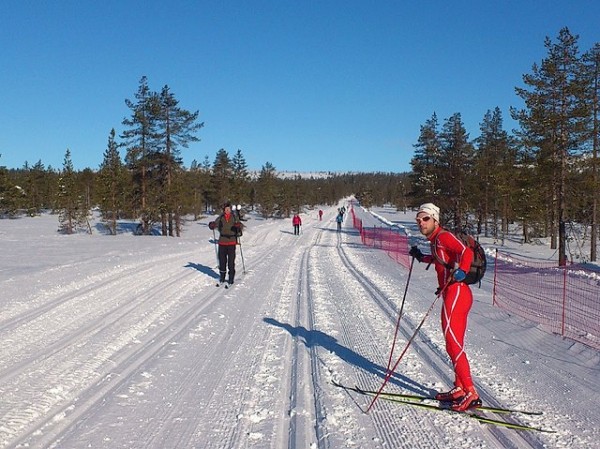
<box><xmin>238</xmin><ymin>237</ymin><xmax>246</xmax><ymax>274</ymax></box>
<box><xmin>385</xmin><ymin>256</ymin><xmax>415</xmax><ymax>373</ymax></box>
<box><xmin>367</xmin><ymin>277</ymin><xmax>452</xmax><ymax>413</ymax></box>
<box><xmin>212</xmin><ymin>228</ymin><xmax>219</xmax><ymax>265</ymax></box>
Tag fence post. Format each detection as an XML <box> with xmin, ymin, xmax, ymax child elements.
<box><xmin>360</xmin><ymin>218</ymin><xmax>364</xmax><ymax>244</ymax></box>
<box><xmin>561</xmin><ymin>266</ymin><xmax>567</xmax><ymax>337</ymax></box>
<box><xmin>493</xmin><ymin>249</ymin><xmax>498</xmax><ymax>307</ymax></box>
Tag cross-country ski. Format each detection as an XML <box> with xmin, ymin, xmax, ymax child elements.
<box><xmin>332</xmin><ymin>381</ymin><xmax>554</xmax><ymax>433</ymax></box>
<box><xmin>332</xmin><ymin>382</ymin><xmax>543</xmax><ymax>416</ymax></box>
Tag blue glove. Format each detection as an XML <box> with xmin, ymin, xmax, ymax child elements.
<box><xmin>453</xmin><ymin>269</ymin><xmax>466</xmax><ymax>282</ymax></box>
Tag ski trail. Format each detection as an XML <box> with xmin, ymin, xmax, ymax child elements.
<box><xmin>0</xmin><ymin>208</ymin><xmax>584</xmax><ymax>448</ymax></box>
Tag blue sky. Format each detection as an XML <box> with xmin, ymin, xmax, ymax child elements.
<box><xmin>1</xmin><ymin>1</ymin><xmax>599</xmax><ymax>173</ymax></box>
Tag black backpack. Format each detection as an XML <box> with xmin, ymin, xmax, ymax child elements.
<box><xmin>433</xmin><ymin>230</ymin><xmax>487</xmax><ymax>285</ymax></box>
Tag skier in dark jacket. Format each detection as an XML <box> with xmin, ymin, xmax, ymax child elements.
<box><xmin>208</xmin><ymin>202</ymin><xmax>244</xmax><ymax>286</ymax></box>
<box><xmin>336</xmin><ymin>212</ymin><xmax>343</xmax><ymax>232</ymax></box>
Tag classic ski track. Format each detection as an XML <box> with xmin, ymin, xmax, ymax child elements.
<box><xmin>95</xmin><ymin>237</ymin><xmax>295</xmax><ymax>449</ymax></box>
<box><xmin>244</xmin><ymin>227</ymin><xmax>330</xmax><ymax>449</ymax></box>
<box><xmin>0</xmin><ymin>249</ymin><xmax>193</xmax><ymax>335</ymax></box>
<box><xmin>323</xmin><ymin>232</ymin><xmax>446</xmax><ymax>448</ymax></box>
<box><xmin>306</xmin><ymin>235</ymin><xmax>330</xmax><ymax>449</ymax></box>
<box><xmin>0</xmin><ymin>253</ymin><xmax>199</xmax><ymax>385</ymax></box>
<box><xmin>120</xmin><ymin>229</ymin><xmax>317</xmax><ymax>449</ymax></box>
<box><xmin>183</xmin><ymin>241</ymin><xmax>298</xmax><ymax>449</ymax></box>
<box><xmin>284</xmin><ymin>243</ymin><xmax>314</xmax><ymax>449</ymax></box>
<box><xmin>334</xmin><ymin>228</ymin><xmax>548</xmax><ymax>448</ymax></box>
<box><xmin>229</xmin><ymin>236</ymin><xmax>313</xmax><ymax>449</ymax></box>
<box><xmin>308</xmin><ymin>225</ymin><xmax>387</xmax><ymax>449</ymax></box>
<box><xmin>6</xmin><ymin>253</ymin><xmax>227</xmax><ymax>449</ymax></box>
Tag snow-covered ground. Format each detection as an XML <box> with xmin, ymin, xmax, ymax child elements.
<box><xmin>1</xmin><ymin>203</ymin><xmax>599</xmax><ymax>449</ymax></box>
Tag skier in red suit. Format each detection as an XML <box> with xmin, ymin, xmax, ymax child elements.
<box><xmin>409</xmin><ymin>203</ymin><xmax>480</xmax><ymax>412</ymax></box>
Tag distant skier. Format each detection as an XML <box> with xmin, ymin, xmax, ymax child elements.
<box><xmin>318</xmin><ymin>209</ymin><xmax>323</xmax><ymax>221</ymax></box>
<box><xmin>208</xmin><ymin>202</ymin><xmax>244</xmax><ymax>286</ymax></box>
<box><xmin>336</xmin><ymin>212</ymin><xmax>343</xmax><ymax>232</ymax></box>
<box><xmin>292</xmin><ymin>213</ymin><xmax>302</xmax><ymax>235</ymax></box>
<box><xmin>409</xmin><ymin>203</ymin><xmax>480</xmax><ymax>412</ymax></box>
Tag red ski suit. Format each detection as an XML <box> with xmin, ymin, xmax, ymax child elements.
<box><xmin>422</xmin><ymin>227</ymin><xmax>475</xmax><ymax>391</ymax></box>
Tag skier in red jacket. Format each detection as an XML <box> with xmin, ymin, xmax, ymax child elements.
<box><xmin>409</xmin><ymin>203</ymin><xmax>480</xmax><ymax>412</ymax></box>
<box><xmin>292</xmin><ymin>213</ymin><xmax>302</xmax><ymax>235</ymax></box>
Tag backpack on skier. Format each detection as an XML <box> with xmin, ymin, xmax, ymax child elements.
<box><xmin>434</xmin><ymin>230</ymin><xmax>487</xmax><ymax>286</ymax></box>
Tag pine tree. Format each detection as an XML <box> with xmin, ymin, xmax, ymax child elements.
<box><xmin>512</xmin><ymin>27</ymin><xmax>587</xmax><ymax>265</ymax></box>
<box><xmin>57</xmin><ymin>149</ymin><xmax>88</xmax><ymax>234</ymax></box>
<box><xmin>211</xmin><ymin>149</ymin><xmax>233</xmax><ymax>208</ymax></box>
<box><xmin>155</xmin><ymin>85</ymin><xmax>204</xmax><ymax>236</ymax></box>
<box><xmin>581</xmin><ymin>43</ymin><xmax>600</xmax><ymax>261</ymax></box>
<box><xmin>122</xmin><ymin>76</ymin><xmax>157</xmax><ymax>235</ymax></box>
<box><xmin>473</xmin><ymin>108</ymin><xmax>518</xmax><ymax>237</ymax></box>
<box><xmin>256</xmin><ymin>162</ymin><xmax>277</xmax><ymax>218</ymax></box>
<box><xmin>97</xmin><ymin>129</ymin><xmax>128</xmax><ymax>235</ymax></box>
<box><xmin>23</xmin><ymin>160</ymin><xmax>53</xmax><ymax>215</ymax></box>
<box><xmin>188</xmin><ymin>157</ymin><xmax>213</xmax><ymax>219</ymax></box>
<box><xmin>277</xmin><ymin>178</ymin><xmax>294</xmax><ymax>218</ymax></box>
<box><xmin>438</xmin><ymin>113</ymin><xmax>474</xmax><ymax>228</ymax></box>
<box><xmin>410</xmin><ymin>113</ymin><xmax>442</xmax><ymax>204</ymax></box>
<box><xmin>0</xmin><ymin>156</ymin><xmax>13</xmax><ymax>216</ymax></box>
<box><xmin>231</xmin><ymin>149</ymin><xmax>250</xmax><ymax>205</ymax></box>
<box><xmin>200</xmin><ymin>155</ymin><xmax>213</xmax><ymax>213</ymax></box>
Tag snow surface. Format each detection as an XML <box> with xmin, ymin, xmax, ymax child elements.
<box><xmin>1</xmin><ymin>203</ymin><xmax>599</xmax><ymax>449</ymax></box>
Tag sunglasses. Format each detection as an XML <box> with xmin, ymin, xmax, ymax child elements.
<box><xmin>416</xmin><ymin>215</ymin><xmax>432</xmax><ymax>224</ymax></box>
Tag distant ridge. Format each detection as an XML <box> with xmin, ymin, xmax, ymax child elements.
<box><xmin>248</xmin><ymin>170</ymin><xmax>337</xmax><ymax>180</ymax></box>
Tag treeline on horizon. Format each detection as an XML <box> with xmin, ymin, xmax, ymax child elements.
<box><xmin>0</xmin><ymin>28</ymin><xmax>598</xmax><ymax>262</ymax></box>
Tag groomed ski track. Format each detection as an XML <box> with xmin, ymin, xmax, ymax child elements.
<box><xmin>0</xmin><ymin>205</ymin><xmax>588</xmax><ymax>448</ymax></box>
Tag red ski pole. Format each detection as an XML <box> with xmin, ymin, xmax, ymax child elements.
<box><xmin>385</xmin><ymin>256</ymin><xmax>415</xmax><ymax>373</ymax></box>
<box><xmin>367</xmin><ymin>277</ymin><xmax>452</xmax><ymax>413</ymax></box>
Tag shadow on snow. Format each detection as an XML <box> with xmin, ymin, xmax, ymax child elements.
<box><xmin>263</xmin><ymin>317</ymin><xmax>434</xmax><ymax>396</ymax></box>
<box><xmin>185</xmin><ymin>262</ymin><xmax>219</xmax><ymax>279</ymax></box>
